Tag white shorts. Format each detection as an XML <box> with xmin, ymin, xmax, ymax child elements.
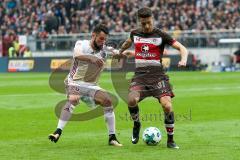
<box><xmin>65</xmin><ymin>80</ymin><xmax>104</xmax><ymax>98</ymax></box>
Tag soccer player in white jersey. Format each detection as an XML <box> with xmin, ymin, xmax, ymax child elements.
<box><xmin>48</xmin><ymin>24</ymin><xmax>122</xmax><ymax>147</ymax></box>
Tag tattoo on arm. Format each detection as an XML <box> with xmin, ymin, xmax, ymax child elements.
<box><xmin>119</xmin><ymin>38</ymin><xmax>132</xmax><ymax>54</ymax></box>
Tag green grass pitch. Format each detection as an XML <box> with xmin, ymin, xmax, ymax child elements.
<box><xmin>0</xmin><ymin>72</ymin><xmax>240</xmax><ymax>160</ymax></box>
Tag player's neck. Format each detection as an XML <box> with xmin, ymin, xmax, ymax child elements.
<box><xmin>90</xmin><ymin>40</ymin><xmax>99</xmax><ymax>52</ymax></box>
<box><xmin>142</xmin><ymin>27</ymin><xmax>154</xmax><ymax>34</ymax></box>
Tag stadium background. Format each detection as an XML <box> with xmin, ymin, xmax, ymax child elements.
<box><xmin>0</xmin><ymin>0</ymin><xmax>240</xmax><ymax>160</ymax></box>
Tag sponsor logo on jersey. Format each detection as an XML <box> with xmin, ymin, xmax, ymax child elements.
<box><xmin>134</xmin><ymin>36</ymin><xmax>162</xmax><ymax>45</ymax></box>
<box><xmin>136</xmin><ymin>52</ymin><xmax>156</xmax><ymax>58</ymax></box>
<box><xmin>136</xmin><ymin>44</ymin><xmax>156</xmax><ymax>58</ymax></box>
<box><xmin>141</xmin><ymin>44</ymin><xmax>149</xmax><ymax>53</ymax></box>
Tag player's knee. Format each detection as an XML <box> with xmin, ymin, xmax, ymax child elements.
<box><xmin>128</xmin><ymin>97</ymin><xmax>138</xmax><ymax>107</ymax></box>
<box><xmin>69</xmin><ymin>99</ymin><xmax>79</xmax><ymax>106</ymax></box>
<box><xmin>101</xmin><ymin>98</ymin><xmax>112</xmax><ymax>107</ymax></box>
<box><xmin>160</xmin><ymin>96</ymin><xmax>173</xmax><ymax>112</ymax></box>
<box><xmin>128</xmin><ymin>91</ymin><xmax>140</xmax><ymax>107</ymax></box>
<box><xmin>69</xmin><ymin>95</ymin><xmax>80</xmax><ymax>106</ymax></box>
<box><xmin>161</xmin><ymin>101</ymin><xmax>172</xmax><ymax>112</ymax></box>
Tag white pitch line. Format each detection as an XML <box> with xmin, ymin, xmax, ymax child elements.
<box><xmin>176</xmin><ymin>86</ymin><xmax>240</xmax><ymax>92</ymax></box>
<box><xmin>0</xmin><ymin>93</ymin><xmax>63</xmax><ymax>97</ymax></box>
<box><xmin>0</xmin><ymin>86</ymin><xmax>239</xmax><ymax>97</ymax></box>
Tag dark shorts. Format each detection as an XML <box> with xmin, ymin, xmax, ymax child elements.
<box><xmin>129</xmin><ymin>73</ymin><xmax>174</xmax><ymax>101</ymax></box>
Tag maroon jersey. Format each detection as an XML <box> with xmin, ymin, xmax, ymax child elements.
<box><xmin>234</xmin><ymin>49</ymin><xmax>240</xmax><ymax>63</ymax></box>
<box><xmin>129</xmin><ymin>28</ymin><xmax>176</xmax><ymax>99</ymax></box>
<box><xmin>130</xmin><ymin>28</ymin><xmax>176</xmax><ymax>75</ymax></box>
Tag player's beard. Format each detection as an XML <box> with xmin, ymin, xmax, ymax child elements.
<box><xmin>93</xmin><ymin>38</ymin><xmax>103</xmax><ymax>51</ymax></box>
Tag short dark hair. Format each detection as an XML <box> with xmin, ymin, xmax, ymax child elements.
<box><xmin>137</xmin><ymin>7</ymin><xmax>152</xmax><ymax>18</ymax></box>
<box><xmin>92</xmin><ymin>24</ymin><xmax>109</xmax><ymax>34</ymax></box>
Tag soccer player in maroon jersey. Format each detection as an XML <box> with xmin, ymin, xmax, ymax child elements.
<box><xmin>118</xmin><ymin>7</ymin><xmax>188</xmax><ymax>149</ymax></box>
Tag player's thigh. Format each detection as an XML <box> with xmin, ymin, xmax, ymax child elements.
<box><xmin>66</xmin><ymin>83</ymin><xmax>96</xmax><ymax>105</ymax></box>
<box><xmin>153</xmin><ymin>78</ymin><xmax>174</xmax><ymax>101</ymax></box>
<box><xmin>77</xmin><ymin>84</ymin><xmax>106</xmax><ymax>106</ymax></box>
<box><xmin>129</xmin><ymin>78</ymin><xmax>149</xmax><ymax>105</ymax></box>
<box><xmin>66</xmin><ymin>85</ymin><xmax>81</xmax><ymax>105</ymax></box>
<box><xmin>67</xmin><ymin>82</ymin><xmax>99</xmax><ymax>96</ymax></box>
<box><xmin>94</xmin><ymin>90</ymin><xmax>112</xmax><ymax>107</ymax></box>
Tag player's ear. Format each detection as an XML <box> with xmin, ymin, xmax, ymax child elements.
<box><xmin>92</xmin><ymin>32</ymin><xmax>96</xmax><ymax>38</ymax></box>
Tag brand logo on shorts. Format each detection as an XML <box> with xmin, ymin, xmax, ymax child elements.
<box><xmin>131</xmin><ymin>82</ymin><xmax>137</xmax><ymax>86</ymax></box>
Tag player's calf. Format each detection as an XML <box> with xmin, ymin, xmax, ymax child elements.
<box><xmin>164</xmin><ymin>111</ymin><xmax>179</xmax><ymax>149</ymax></box>
<box><xmin>128</xmin><ymin>106</ymin><xmax>141</xmax><ymax>144</ymax></box>
<box><xmin>159</xmin><ymin>96</ymin><xmax>179</xmax><ymax>148</ymax></box>
<box><xmin>103</xmin><ymin>106</ymin><xmax>123</xmax><ymax>146</ymax></box>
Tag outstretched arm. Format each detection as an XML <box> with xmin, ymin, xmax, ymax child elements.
<box><xmin>112</xmin><ymin>38</ymin><xmax>133</xmax><ymax>60</ymax></box>
<box><xmin>122</xmin><ymin>50</ymin><xmax>135</xmax><ymax>58</ymax></box>
<box><xmin>112</xmin><ymin>50</ymin><xmax>135</xmax><ymax>59</ymax></box>
<box><xmin>171</xmin><ymin>41</ymin><xmax>188</xmax><ymax>67</ymax></box>
<box><xmin>75</xmin><ymin>55</ymin><xmax>104</xmax><ymax>68</ymax></box>
<box><xmin>73</xmin><ymin>41</ymin><xmax>104</xmax><ymax>67</ymax></box>
<box><xmin>119</xmin><ymin>38</ymin><xmax>133</xmax><ymax>55</ymax></box>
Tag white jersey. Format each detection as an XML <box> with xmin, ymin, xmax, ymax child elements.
<box><xmin>66</xmin><ymin>40</ymin><xmax>113</xmax><ymax>85</ymax></box>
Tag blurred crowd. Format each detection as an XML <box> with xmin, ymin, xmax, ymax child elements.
<box><xmin>1</xmin><ymin>0</ymin><xmax>239</xmax><ymax>36</ymax></box>
<box><xmin>0</xmin><ymin>0</ymin><xmax>239</xmax><ymax>56</ymax></box>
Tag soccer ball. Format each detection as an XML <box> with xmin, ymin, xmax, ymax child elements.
<box><xmin>142</xmin><ymin>127</ymin><xmax>162</xmax><ymax>145</ymax></box>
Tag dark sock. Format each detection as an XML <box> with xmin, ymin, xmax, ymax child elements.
<box><xmin>164</xmin><ymin>111</ymin><xmax>175</xmax><ymax>142</ymax></box>
<box><xmin>109</xmin><ymin>134</ymin><xmax>116</xmax><ymax>140</ymax></box>
<box><xmin>128</xmin><ymin>105</ymin><xmax>140</xmax><ymax>125</ymax></box>
<box><xmin>53</xmin><ymin>128</ymin><xmax>62</xmax><ymax>136</ymax></box>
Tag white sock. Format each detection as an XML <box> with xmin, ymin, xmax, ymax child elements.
<box><xmin>103</xmin><ymin>106</ymin><xmax>115</xmax><ymax>135</ymax></box>
<box><xmin>57</xmin><ymin>101</ymin><xmax>75</xmax><ymax>130</ymax></box>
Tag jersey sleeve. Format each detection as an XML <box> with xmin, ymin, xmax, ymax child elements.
<box><xmin>73</xmin><ymin>40</ymin><xmax>85</xmax><ymax>58</ymax></box>
<box><xmin>162</xmin><ymin>31</ymin><xmax>176</xmax><ymax>46</ymax></box>
<box><xmin>234</xmin><ymin>50</ymin><xmax>240</xmax><ymax>56</ymax></box>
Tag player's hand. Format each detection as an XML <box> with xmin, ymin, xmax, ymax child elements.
<box><xmin>90</xmin><ymin>57</ymin><xmax>104</xmax><ymax>67</ymax></box>
<box><xmin>95</xmin><ymin>58</ymin><xmax>104</xmax><ymax>67</ymax></box>
<box><xmin>178</xmin><ymin>60</ymin><xmax>187</xmax><ymax>67</ymax></box>
<box><xmin>106</xmin><ymin>46</ymin><xmax>119</xmax><ymax>56</ymax></box>
<box><xmin>111</xmin><ymin>49</ymin><xmax>120</xmax><ymax>55</ymax></box>
<box><xmin>111</xmin><ymin>49</ymin><xmax>126</xmax><ymax>58</ymax></box>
